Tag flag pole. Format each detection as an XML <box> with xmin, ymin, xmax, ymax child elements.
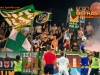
<box><xmin>31</xmin><ymin>19</ymin><xmax>33</xmax><ymax>75</ymax></box>
<box><xmin>65</xmin><ymin>8</ymin><xmax>70</xmax><ymax>28</ymax></box>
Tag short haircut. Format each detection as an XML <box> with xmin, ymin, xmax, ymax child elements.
<box><xmin>47</xmin><ymin>45</ymin><xmax>51</xmax><ymax>50</ymax></box>
<box><xmin>16</xmin><ymin>55</ymin><xmax>20</xmax><ymax>60</ymax></box>
<box><xmin>61</xmin><ymin>52</ymin><xmax>64</xmax><ymax>56</ymax></box>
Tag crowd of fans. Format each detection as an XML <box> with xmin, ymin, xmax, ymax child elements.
<box><xmin>0</xmin><ymin>21</ymin><xmax>94</xmax><ymax>53</ymax></box>
<box><xmin>1</xmin><ymin>21</ymin><xmax>100</xmax><ymax>75</ymax></box>
<box><xmin>0</xmin><ymin>22</ymin><xmax>11</xmax><ymax>51</ymax></box>
<box><xmin>1</xmin><ymin>20</ymin><xmax>100</xmax><ymax>59</ymax></box>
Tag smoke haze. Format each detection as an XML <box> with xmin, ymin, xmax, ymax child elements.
<box><xmin>85</xmin><ymin>23</ymin><xmax>100</xmax><ymax>52</ymax></box>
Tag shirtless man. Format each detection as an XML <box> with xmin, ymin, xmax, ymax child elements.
<box><xmin>51</xmin><ymin>34</ymin><xmax>62</xmax><ymax>52</ymax></box>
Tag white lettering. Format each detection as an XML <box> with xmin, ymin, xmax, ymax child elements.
<box><xmin>23</xmin><ymin>53</ymin><xmax>31</xmax><ymax>57</ymax></box>
<box><xmin>24</xmin><ymin>69</ymin><xmax>31</xmax><ymax>72</ymax></box>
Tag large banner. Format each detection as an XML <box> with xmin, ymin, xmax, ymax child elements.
<box><xmin>21</xmin><ymin>52</ymin><xmax>38</xmax><ymax>75</ymax></box>
<box><xmin>0</xmin><ymin>52</ymin><xmax>20</xmax><ymax>70</ymax></box>
<box><xmin>0</xmin><ymin>52</ymin><xmax>20</xmax><ymax>75</ymax></box>
<box><xmin>68</xmin><ymin>9</ymin><xmax>80</xmax><ymax>30</ymax></box>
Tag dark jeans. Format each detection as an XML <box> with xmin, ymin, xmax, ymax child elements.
<box><xmin>90</xmin><ymin>68</ymin><xmax>99</xmax><ymax>75</ymax></box>
<box><xmin>14</xmin><ymin>72</ymin><xmax>22</xmax><ymax>75</ymax></box>
<box><xmin>80</xmin><ymin>68</ymin><xmax>88</xmax><ymax>75</ymax></box>
<box><xmin>44</xmin><ymin>64</ymin><xmax>54</xmax><ymax>74</ymax></box>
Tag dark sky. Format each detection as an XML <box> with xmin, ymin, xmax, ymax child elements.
<box><xmin>0</xmin><ymin>0</ymin><xmax>98</xmax><ymax>10</ymax></box>
<box><xmin>0</xmin><ymin>0</ymin><xmax>99</xmax><ymax>25</ymax></box>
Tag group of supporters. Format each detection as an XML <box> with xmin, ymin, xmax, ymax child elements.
<box><xmin>0</xmin><ymin>20</ymin><xmax>100</xmax><ymax>75</ymax></box>
<box><xmin>0</xmin><ymin>21</ymin><xmax>94</xmax><ymax>53</ymax></box>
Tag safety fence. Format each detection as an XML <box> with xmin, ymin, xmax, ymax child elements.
<box><xmin>0</xmin><ymin>51</ymin><xmax>81</xmax><ymax>75</ymax></box>
<box><xmin>0</xmin><ymin>52</ymin><xmax>39</xmax><ymax>75</ymax></box>
<box><xmin>0</xmin><ymin>51</ymin><xmax>83</xmax><ymax>75</ymax></box>
<box><xmin>0</xmin><ymin>52</ymin><xmax>100</xmax><ymax>75</ymax></box>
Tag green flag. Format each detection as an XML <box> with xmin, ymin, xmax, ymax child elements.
<box><xmin>0</xmin><ymin>5</ymin><xmax>37</xmax><ymax>31</ymax></box>
<box><xmin>5</xmin><ymin>29</ymin><xmax>31</xmax><ymax>51</ymax></box>
<box><xmin>36</xmin><ymin>11</ymin><xmax>52</xmax><ymax>24</ymax></box>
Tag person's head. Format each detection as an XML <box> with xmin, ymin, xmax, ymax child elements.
<box><xmin>34</xmin><ymin>43</ymin><xmax>38</xmax><ymax>48</ymax></box>
<box><xmin>35</xmin><ymin>36</ymin><xmax>39</xmax><ymax>40</ymax></box>
<box><xmin>44</xmin><ymin>37</ymin><xmax>48</xmax><ymax>41</ymax></box>
<box><xmin>73</xmin><ymin>41</ymin><xmax>77</xmax><ymax>46</ymax></box>
<box><xmin>55</xmin><ymin>30</ymin><xmax>58</xmax><ymax>34</ymax></box>
<box><xmin>64</xmin><ymin>39</ymin><xmax>67</xmax><ymax>43</ymax></box>
<box><xmin>80</xmin><ymin>23</ymin><xmax>83</xmax><ymax>27</ymax></box>
<box><xmin>47</xmin><ymin>45</ymin><xmax>51</xmax><ymax>50</ymax></box>
<box><xmin>61</xmin><ymin>23</ymin><xmax>64</xmax><ymax>26</ymax></box>
<box><xmin>61</xmin><ymin>52</ymin><xmax>66</xmax><ymax>57</ymax></box>
<box><xmin>6</xmin><ymin>24</ymin><xmax>9</xmax><ymax>28</ymax></box>
<box><xmin>88</xmin><ymin>54</ymin><xmax>94</xmax><ymax>60</ymax></box>
<box><xmin>1</xmin><ymin>22</ymin><xmax>5</xmax><ymax>26</ymax></box>
<box><xmin>47</xmin><ymin>45</ymin><xmax>54</xmax><ymax>52</ymax></box>
<box><xmin>54</xmin><ymin>23</ymin><xmax>56</xmax><ymax>27</ymax></box>
<box><xmin>21</xmin><ymin>29</ymin><xmax>25</xmax><ymax>34</ymax></box>
<box><xmin>88</xmin><ymin>21</ymin><xmax>91</xmax><ymax>25</ymax></box>
<box><xmin>16</xmin><ymin>55</ymin><xmax>20</xmax><ymax>61</ymax></box>
<box><xmin>43</xmin><ymin>31</ymin><xmax>46</xmax><ymax>35</ymax></box>
<box><xmin>49</xmin><ymin>31</ymin><xmax>53</xmax><ymax>35</ymax></box>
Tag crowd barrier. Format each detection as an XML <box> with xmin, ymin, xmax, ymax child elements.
<box><xmin>0</xmin><ymin>52</ymin><xmax>100</xmax><ymax>75</ymax></box>
<box><xmin>0</xmin><ymin>52</ymin><xmax>38</xmax><ymax>75</ymax></box>
<box><xmin>0</xmin><ymin>51</ymin><xmax>85</xmax><ymax>75</ymax></box>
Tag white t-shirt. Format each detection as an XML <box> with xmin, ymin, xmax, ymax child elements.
<box><xmin>63</xmin><ymin>32</ymin><xmax>71</xmax><ymax>42</ymax></box>
<box><xmin>57</xmin><ymin>56</ymin><xmax>69</xmax><ymax>68</ymax></box>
